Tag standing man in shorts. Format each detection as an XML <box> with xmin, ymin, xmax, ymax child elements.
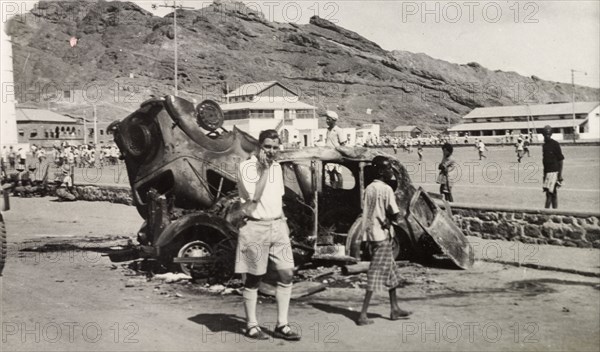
<box><xmin>235</xmin><ymin>129</ymin><xmax>300</xmax><ymax>341</ymax></box>
<box><xmin>541</xmin><ymin>125</ymin><xmax>564</xmax><ymax>209</ymax></box>
<box><xmin>357</xmin><ymin>156</ymin><xmax>412</xmax><ymax>325</ymax></box>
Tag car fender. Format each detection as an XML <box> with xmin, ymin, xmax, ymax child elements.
<box><xmin>154</xmin><ymin>212</ymin><xmax>238</xmax><ymax>256</ymax></box>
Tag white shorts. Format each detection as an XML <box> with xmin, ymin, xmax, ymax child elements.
<box><xmin>235</xmin><ymin>218</ymin><xmax>294</xmax><ymax>276</ymax></box>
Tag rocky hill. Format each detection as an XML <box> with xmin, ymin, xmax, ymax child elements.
<box><xmin>7</xmin><ymin>0</ymin><xmax>599</xmax><ymax>131</ymax></box>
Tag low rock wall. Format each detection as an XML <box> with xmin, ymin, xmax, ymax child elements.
<box><xmin>450</xmin><ymin>203</ymin><xmax>600</xmax><ymax>249</ymax></box>
<box><xmin>67</xmin><ymin>183</ymin><xmax>133</xmax><ymax>206</ymax></box>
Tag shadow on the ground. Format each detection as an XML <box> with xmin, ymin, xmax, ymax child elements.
<box><xmin>310</xmin><ymin>302</ymin><xmax>382</xmax><ymax>322</ymax></box>
<box><xmin>188</xmin><ymin>313</ymin><xmax>247</xmax><ymax>336</ymax></box>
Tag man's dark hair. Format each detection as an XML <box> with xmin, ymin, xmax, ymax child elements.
<box><xmin>442</xmin><ymin>142</ymin><xmax>453</xmax><ymax>154</ymax></box>
<box><xmin>372</xmin><ymin>155</ymin><xmax>391</xmax><ymax>174</ymax></box>
<box><xmin>258</xmin><ymin>129</ymin><xmax>280</xmax><ymax>144</ymax></box>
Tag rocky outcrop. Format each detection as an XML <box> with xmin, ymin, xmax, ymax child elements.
<box><xmin>7</xmin><ymin>0</ymin><xmax>599</xmax><ymax>131</ymax></box>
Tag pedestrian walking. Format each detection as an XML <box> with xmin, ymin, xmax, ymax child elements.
<box><xmin>436</xmin><ymin>143</ymin><xmax>456</xmax><ymax>202</ymax></box>
<box><xmin>0</xmin><ymin>146</ymin><xmax>7</xmax><ymax>172</ymax></box>
<box><xmin>524</xmin><ymin>137</ymin><xmax>531</xmax><ymax>157</ymax></box>
<box><xmin>541</xmin><ymin>125</ymin><xmax>564</xmax><ymax>209</ymax></box>
<box><xmin>356</xmin><ymin>156</ymin><xmax>412</xmax><ymax>326</ymax></box>
<box><xmin>417</xmin><ymin>143</ymin><xmax>423</xmax><ymax>161</ymax></box>
<box><xmin>516</xmin><ymin>137</ymin><xmax>525</xmax><ymax>163</ymax></box>
<box><xmin>8</xmin><ymin>146</ymin><xmax>16</xmax><ymax>170</ymax></box>
<box><xmin>233</xmin><ymin>129</ymin><xmax>300</xmax><ymax>341</ymax></box>
<box><xmin>477</xmin><ymin>139</ymin><xmax>487</xmax><ymax>160</ymax></box>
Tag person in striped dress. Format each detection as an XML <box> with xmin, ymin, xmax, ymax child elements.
<box><xmin>356</xmin><ymin>156</ymin><xmax>412</xmax><ymax>326</ymax></box>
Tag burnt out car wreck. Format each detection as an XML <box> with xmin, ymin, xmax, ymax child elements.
<box><xmin>108</xmin><ymin>95</ymin><xmax>473</xmax><ymax>280</ymax></box>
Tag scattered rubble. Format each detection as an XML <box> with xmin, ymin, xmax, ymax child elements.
<box><xmin>153</xmin><ymin>272</ymin><xmax>192</xmax><ymax>283</ymax></box>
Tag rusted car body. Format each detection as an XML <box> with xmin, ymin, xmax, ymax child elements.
<box><xmin>109</xmin><ymin>95</ymin><xmax>473</xmax><ymax>277</ymax></box>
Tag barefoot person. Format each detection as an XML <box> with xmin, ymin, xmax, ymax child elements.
<box><xmin>357</xmin><ymin>156</ymin><xmax>412</xmax><ymax>326</ymax></box>
<box><xmin>234</xmin><ymin>129</ymin><xmax>300</xmax><ymax>341</ymax></box>
<box><xmin>541</xmin><ymin>125</ymin><xmax>564</xmax><ymax>209</ymax></box>
<box><xmin>437</xmin><ymin>142</ymin><xmax>457</xmax><ymax>202</ymax></box>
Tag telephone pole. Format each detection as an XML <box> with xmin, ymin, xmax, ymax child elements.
<box><xmin>157</xmin><ymin>1</ymin><xmax>193</xmax><ymax>97</ymax></box>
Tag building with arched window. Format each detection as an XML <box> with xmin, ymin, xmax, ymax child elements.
<box><xmin>16</xmin><ymin>107</ymin><xmax>84</xmax><ymax>147</ymax></box>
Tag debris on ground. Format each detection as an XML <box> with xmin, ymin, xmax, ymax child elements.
<box><xmin>154</xmin><ymin>272</ymin><xmax>192</xmax><ymax>283</ymax></box>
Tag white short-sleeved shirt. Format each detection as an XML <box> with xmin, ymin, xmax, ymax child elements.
<box><xmin>362</xmin><ymin>179</ymin><xmax>400</xmax><ymax>242</ymax></box>
<box><xmin>326</xmin><ymin>126</ymin><xmax>347</xmax><ymax>148</ymax></box>
<box><xmin>237</xmin><ymin>156</ymin><xmax>284</xmax><ymax>219</ymax></box>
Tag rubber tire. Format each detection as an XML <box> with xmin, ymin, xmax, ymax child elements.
<box><xmin>176</xmin><ymin>240</ymin><xmax>213</xmax><ymax>276</ymax></box>
<box><xmin>0</xmin><ymin>215</ymin><xmax>6</xmax><ymax>276</ymax></box>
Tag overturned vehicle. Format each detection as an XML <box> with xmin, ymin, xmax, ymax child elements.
<box><xmin>108</xmin><ymin>95</ymin><xmax>473</xmax><ymax>279</ymax></box>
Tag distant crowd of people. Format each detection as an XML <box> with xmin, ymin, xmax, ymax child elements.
<box><xmin>1</xmin><ymin>142</ymin><xmax>123</xmax><ymax>201</ymax></box>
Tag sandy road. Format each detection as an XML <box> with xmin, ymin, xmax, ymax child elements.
<box><xmin>1</xmin><ymin>198</ymin><xmax>599</xmax><ymax>351</ymax></box>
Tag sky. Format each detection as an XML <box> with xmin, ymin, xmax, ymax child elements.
<box><xmin>132</xmin><ymin>0</ymin><xmax>599</xmax><ymax>88</ymax></box>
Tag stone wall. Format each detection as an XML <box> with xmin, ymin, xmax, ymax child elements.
<box><xmin>65</xmin><ymin>184</ymin><xmax>600</xmax><ymax>249</ymax></box>
<box><xmin>450</xmin><ymin>203</ymin><xmax>600</xmax><ymax>249</ymax></box>
<box><xmin>68</xmin><ymin>184</ymin><xmax>133</xmax><ymax>206</ymax></box>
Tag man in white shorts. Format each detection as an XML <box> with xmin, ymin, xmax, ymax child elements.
<box><xmin>235</xmin><ymin>129</ymin><xmax>300</xmax><ymax>341</ymax></box>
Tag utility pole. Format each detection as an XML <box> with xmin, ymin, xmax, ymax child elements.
<box><xmin>157</xmin><ymin>1</ymin><xmax>193</xmax><ymax>97</ymax></box>
<box><xmin>571</xmin><ymin>69</ymin><xmax>587</xmax><ymax>143</ymax></box>
<box><xmin>93</xmin><ymin>104</ymin><xmax>98</xmax><ymax>167</ymax></box>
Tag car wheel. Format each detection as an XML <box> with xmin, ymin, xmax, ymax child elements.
<box><xmin>176</xmin><ymin>240</ymin><xmax>212</xmax><ymax>276</ymax></box>
<box><xmin>0</xmin><ymin>214</ymin><xmax>6</xmax><ymax>276</ymax></box>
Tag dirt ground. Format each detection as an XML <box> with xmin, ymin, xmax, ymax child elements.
<box><xmin>1</xmin><ymin>198</ymin><xmax>599</xmax><ymax>351</ymax></box>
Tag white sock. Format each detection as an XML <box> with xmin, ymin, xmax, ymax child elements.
<box><xmin>243</xmin><ymin>287</ymin><xmax>258</xmax><ymax>328</ymax></box>
<box><xmin>276</xmin><ymin>282</ymin><xmax>292</xmax><ymax>327</ymax></box>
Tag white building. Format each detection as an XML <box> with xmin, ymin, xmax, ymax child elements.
<box><xmin>1</xmin><ymin>25</ymin><xmax>18</xmax><ymax>147</ymax></box>
<box><xmin>220</xmin><ymin>81</ymin><xmax>318</xmax><ymax>147</ymax></box>
<box><xmin>391</xmin><ymin>125</ymin><xmax>422</xmax><ymax>139</ymax></box>
<box><xmin>356</xmin><ymin>124</ymin><xmax>381</xmax><ymax>145</ymax></box>
<box><xmin>448</xmin><ymin>102</ymin><xmax>600</xmax><ymax>142</ymax></box>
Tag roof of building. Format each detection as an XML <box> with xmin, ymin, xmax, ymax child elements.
<box><xmin>16</xmin><ymin>107</ymin><xmax>78</xmax><ymax>123</ymax></box>
<box><xmin>219</xmin><ymin>100</ymin><xmax>316</xmax><ymax>111</ymax></box>
<box><xmin>463</xmin><ymin>102</ymin><xmax>599</xmax><ymax>119</ymax></box>
<box><xmin>392</xmin><ymin>125</ymin><xmax>421</xmax><ymax>132</ymax></box>
<box><xmin>448</xmin><ymin>119</ymin><xmax>587</xmax><ymax>132</ymax></box>
<box><xmin>224</xmin><ymin>81</ymin><xmax>297</xmax><ymax>98</ymax></box>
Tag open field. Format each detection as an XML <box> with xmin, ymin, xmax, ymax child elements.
<box><xmin>28</xmin><ymin>145</ymin><xmax>600</xmax><ymax>213</ymax></box>
<box><xmin>382</xmin><ymin>144</ymin><xmax>600</xmax><ymax>213</ymax></box>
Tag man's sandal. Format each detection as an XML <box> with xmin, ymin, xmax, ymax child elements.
<box><xmin>273</xmin><ymin>324</ymin><xmax>301</xmax><ymax>341</ymax></box>
<box><xmin>244</xmin><ymin>326</ymin><xmax>269</xmax><ymax>340</ymax></box>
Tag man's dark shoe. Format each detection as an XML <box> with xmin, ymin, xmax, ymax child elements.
<box><xmin>244</xmin><ymin>326</ymin><xmax>269</xmax><ymax>340</ymax></box>
<box><xmin>274</xmin><ymin>324</ymin><xmax>301</xmax><ymax>341</ymax></box>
